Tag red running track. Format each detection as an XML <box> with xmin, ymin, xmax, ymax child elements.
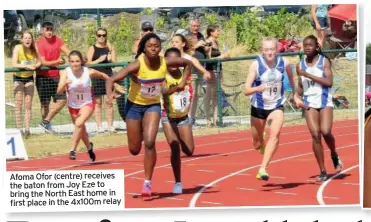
<box><xmin>7</xmin><ymin>119</ymin><xmax>359</xmax><ymax>208</ymax></box>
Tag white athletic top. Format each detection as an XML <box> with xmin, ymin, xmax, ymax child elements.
<box><xmin>300</xmin><ymin>55</ymin><xmax>333</xmax><ymax>109</ymax></box>
<box><xmin>250</xmin><ymin>55</ymin><xmax>286</xmax><ymax>110</ymax></box>
<box><xmin>66</xmin><ymin>67</ymin><xmax>93</xmax><ymax>109</ymax></box>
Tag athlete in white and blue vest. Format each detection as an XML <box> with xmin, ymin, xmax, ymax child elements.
<box><xmin>294</xmin><ymin>35</ymin><xmax>343</xmax><ymax>182</ymax></box>
<box><xmin>244</xmin><ymin>37</ymin><xmax>295</xmax><ymax>182</ymax></box>
<box><xmin>299</xmin><ymin>54</ymin><xmax>333</xmax><ymax>109</ymax></box>
<box><xmin>250</xmin><ymin>54</ymin><xmax>286</xmax><ymax>111</ymax></box>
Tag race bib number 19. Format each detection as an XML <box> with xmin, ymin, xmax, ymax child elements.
<box><xmin>141</xmin><ymin>84</ymin><xmax>160</xmax><ymax>98</ymax></box>
<box><xmin>173</xmin><ymin>91</ymin><xmax>190</xmax><ymax>112</ymax></box>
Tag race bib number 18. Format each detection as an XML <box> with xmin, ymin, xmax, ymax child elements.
<box><xmin>173</xmin><ymin>91</ymin><xmax>190</xmax><ymax>112</ymax></box>
<box><xmin>141</xmin><ymin>84</ymin><xmax>160</xmax><ymax>98</ymax></box>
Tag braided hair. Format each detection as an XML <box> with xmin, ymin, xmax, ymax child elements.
<box><xmin>303</xmin><ymin>35</ymin><xmax>332</xmax><ymax>65</ymax></box>
<box><xmin>135</xmin><ymin>33</ymin><xmax>161</xmax><ymax>59</ymax></box>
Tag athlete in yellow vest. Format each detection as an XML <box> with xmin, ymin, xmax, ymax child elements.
<box><xmin>160</xmin><ymin>47</ymin><xmax>194</xmax><ymax>194</ymax></box>
<box><xmin>105</xmin><ymin>33</ymin><xmax>193</xmax><ymax>197</ymax></box>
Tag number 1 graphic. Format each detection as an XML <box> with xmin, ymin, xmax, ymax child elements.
<box><xmin>7</xmin><ymin>137</ymin><xmax>15</xmax><ymax>156</ymax></box>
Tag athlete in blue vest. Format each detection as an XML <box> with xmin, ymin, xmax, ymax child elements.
<box><xmin>244</xmin><ymin>37</ymin><xmax>295</xmax><ymax>181</ymax></box>
<box><xmin>294</xmin><ymin>35</ymin><xmax>343</xmax><ymax>182</ymax></box>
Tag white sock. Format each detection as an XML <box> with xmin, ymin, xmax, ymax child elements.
<box><xmin>144</xmin><ymin>180</ymin><xmax>151</xmax><ymax>185</ymax></box>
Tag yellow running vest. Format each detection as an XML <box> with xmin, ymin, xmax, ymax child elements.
<box><xmin>162</xmin><ymin>70</ymin><xmax>191</xmax><ymax>118</ymax></box>
<box><xmin>127</xmin><ymin>55</ymin><xmax>167</xmax><ymax>105</ymax></box>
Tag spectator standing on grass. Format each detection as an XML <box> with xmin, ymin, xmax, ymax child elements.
<box><xmin>311</xmin><ymin>4</ymin><xmax>331</xmax><ymax>47</ymax></box>
<box><xmin>36</xmin><ymin>21</ymin><xmax>70</xmax><ymax>132</ymax></box>
<box><xmin>204</xmin><ymin>24</ymin><xmax>230</xmax><ymax>127</ymax></box>
<box><xmin>11</xmin><ymin>31</ymin><xmax>41</xmax><ymax>138</ymax></box>
<box><xmin>183</xmin><ymin>18</ymin><xmax>209</xmax><ymax>127</ymax></box>
<box><xmin>86</xmin><ymin>28</ymin><xmax>117</xmax><ymax>133</ymax></box>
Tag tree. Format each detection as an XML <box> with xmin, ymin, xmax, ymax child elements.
<box><xmin>367</xmin><ymin>43</ymin><xmax>371</xmax><ymax>64</ymax></box>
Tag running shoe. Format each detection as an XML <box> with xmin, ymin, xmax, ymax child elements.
<box><xmin>331</xmin><ymin>153</ymin><xmax>343</xmax><ymax>172</ymax></box>
<box><xmin>69</xmin><ymin>150</ymin><xmax>76</xmax><ymax>160</ymax></box>
<box><xmin>88</xmin><ymin>142</ymin><xmax>96</xmax><ymax>162</ymax></box>
<box><xmin>172</xmin><ymin>182</ymin><xmax>183</xmax><ymax>194</ymax></box>
<box><xmin>317</xmin><ymin>170</ymin><xmax>328</xmax><ymax>182</ymax></box>
<box><xmin>39</xmin><ymin>120</ymin><xmax>53</xmax><ymax>133</ymax></box>
<box><xmin>141</xmin><ymin>181</ymin><xmax>152</xmax><ymax>197</ymax></box>
<box><xmin>23</xmin><ymin>130</ymin><xmax>30</xmax><ymax>139</ymax></box>
<box><xmin>256</xmin><ymin>169</ymin><xmax>269</xmax><ymax>181</ymax></box>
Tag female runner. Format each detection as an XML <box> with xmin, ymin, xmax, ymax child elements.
<box><xmin>161</xmin><ymin>47</ymin><xmax>194</xmax><ymax>194</ymax></box>
<box><xmin>57</xmin><ymin>50</ymin><xmax>122</xmax><ymax>161</ymax></box>
<box><xmin>105</xmin><ymin>33</ymin><xmax>192</xmax><ymax>197</ymax></box>
<box><xmin>364</xmin><ymin>108</ymin><xmax>371</xmax><ymax>207</ymax></box>
<box><xmin>244</xmin><ymin>37</ymin><xmax>295</xmax><ymax>181</ymax></box>
<box><xmin>294</xmin><ymin>35</ymin><xmax>343</xmax><ymax>182</ymax></box>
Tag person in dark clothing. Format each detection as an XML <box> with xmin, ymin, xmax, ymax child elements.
<box><xmin>86</xmin><ymin>28</ymin><xmax>117</xmax><ymax>133</ymax></box>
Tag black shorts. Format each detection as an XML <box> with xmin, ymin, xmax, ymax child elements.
<box><xmin>13</xmin><ymin>75</ymin><xmax>34</xmax><ymax>84</ymax></box>
<box><xmin>36</xmin><ymin>77</ymin><xmax>66</xmax><ymax>104</ymax></box>
<box><xmin>91</xmin><ymin>68</ymin><xmax>113</xmax><ymax>97</ymax></box>
<box><xmin>366</xmin><ymin>107</ymin><xmax>371</xmax><ymax>120</ymax></box>
<box><xmin>251</xmin><ymin>105</ymin><xmax>284</xmax><ymax>120</ymax></box>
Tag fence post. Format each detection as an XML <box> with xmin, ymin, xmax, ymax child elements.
<box><xmin>124</xmin><ymin>67</ymin><xmax>130</xmax><ymax>102</ymax></box>
<box><xmin>97</xmin><ymin>9</ymin><xmax>101</xmax><ymax>27</ymax></box>
<box><xmin>216</xmin><ymin>60</ymin><xmax>223</xmax><ymax>127</ymax></box>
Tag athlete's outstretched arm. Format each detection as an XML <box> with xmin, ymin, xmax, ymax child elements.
<box><xmin>243</xmin><ymin>60</ymin><xmax>265</xmax><ymax>96</ymax></box>
<box><xmin>166</xmin><ymin>57</ymin><xmax>193</xmax><ymax>91</ymax></box>
<box><xmin>56</xmin><ymin>69</ymin><xmax>70</xmax><ymax>94</ymax></box>
<box><xmin>190</xmin><ymin>57</ymin><xmax>211</xmax><ymax>80</ymax></box>
<box><xmin>161</xmin><ymin>81</ymin><xmax>179</xmax><ymax>96</ymax></box>
<box><xmin>294</xmin><ymin>63</ymin><xmax>305</xmax><ymax>108</ymax></box>
<box><xmin>89</xmin><ymin>69</ymin><xmax>125</xmax><ymax>94</ymax></box>
<box><xmin>284</xmin><ymin>59</ymin><xmax>295</xmax><ymax>95</ymax></box>
<box><xmin>299</xmin><ymin>58</ymin><xmax>333</xmax><ymax>87</ymax></box>
<box><xmin>106</xmin><ymin>60</ymin><xmax>140</xmax><ymax>103</ymax></box>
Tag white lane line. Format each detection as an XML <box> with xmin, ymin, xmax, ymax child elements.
<box><xmin>270</xmin><ymin>176</ymin><xmax>286</xmax><ymax>179</ymax></box>
<box><xmin>343</xmin><ymin>182</ymin><xmax>359</xmax><ymax>186</ymax></box>
<box><xmin>8</xmin><ymin>123</ymin><xmax>357</xmax><ymax>164</ymax></box>
<box><xmin>130</xmin><ymin>176</ymin><xmax>143</xmax><ymax>180</ymax></box>
<box><xmin>44</xmin><ymin>125</ymin><xmax>356</xmax><ymax>171</ymax></box>
<box><xmin>189</xmin><ymin>143</ymin><xmax>357</xmax><ymax>207</ymax></box>
<box><xmin>274</xmin><ymin>191</ymin><xmax>297</xmax><ymax>196</ymax></box>
<box><xmin>201</xmin><ymin>201</ymin><xmax>223</xmax><ymax>205</ymax></box>
<box><xmin>126</xmin><ymin>133</ymin><xmax>357</xmax><ymax>178</ymax></box>
<box><xmin>317</xmin><ymin>165</ymin><xmax>359</xmax><ymax>205</ymax></box>
<box><xmin>322</xmin><ymin>196</ymin><xmax>340</xmax><ymax>200</ymax></box>
<box><xmin>126</xmin><ymin>192</ymin><xmax>141</xmax><ymax>196</ymax></box>
<box><xmin>236</xmin><ymin>187</ymin><xmax>256</xmax><ymax>191</ymax></box>
<box><xmin>197</xmin><ymin>169</ymin><xmax>214</xmax><ymax>173</ymax></box>
<box><xmin>165</xmin><ymin>197</ymin><xmax>184</xmax><ymax>201</ymax></box>
<box><xmin>237</xmin><ymin>173</ymin><xmax>251</xmax><ymax>176</ymax></box>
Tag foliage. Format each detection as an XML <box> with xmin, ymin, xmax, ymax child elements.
<box><xmin>179</xmin><ymin>18</ymin><xmax>188</xmax><ymax>29</ymax></box>
<box><xmin>221</xmin><ymin>7</ymin><xmax>312</xmax><ymax>52</ymax></box>
<box><xmin>367</xmin><ymin>43</ymin><xmax>371</xmax><ymax>64</ymax></box>
<box><xmin>4</xmin><ymin>8</ymin><xmax>314</xmax><ymax>57</ymax></box>
<box><xmin>141</xmin><ymin>8</ymin><xmax>153</xmax><ymax>15</ymax></box>
<box><xmin>156</xmin><ymin>16</ymin><xmax>165</xmax><ymax>30</ymax></box>
<box><xmin>204</xmin><ymin>13</ymin><xmax>219</xmax><ymax>25</ymax></box>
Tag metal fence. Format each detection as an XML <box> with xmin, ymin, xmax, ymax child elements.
<box><xmin>4</xmin><ymin>48</ymin><xmax>358</xmax><ymax>136</ymax></box>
